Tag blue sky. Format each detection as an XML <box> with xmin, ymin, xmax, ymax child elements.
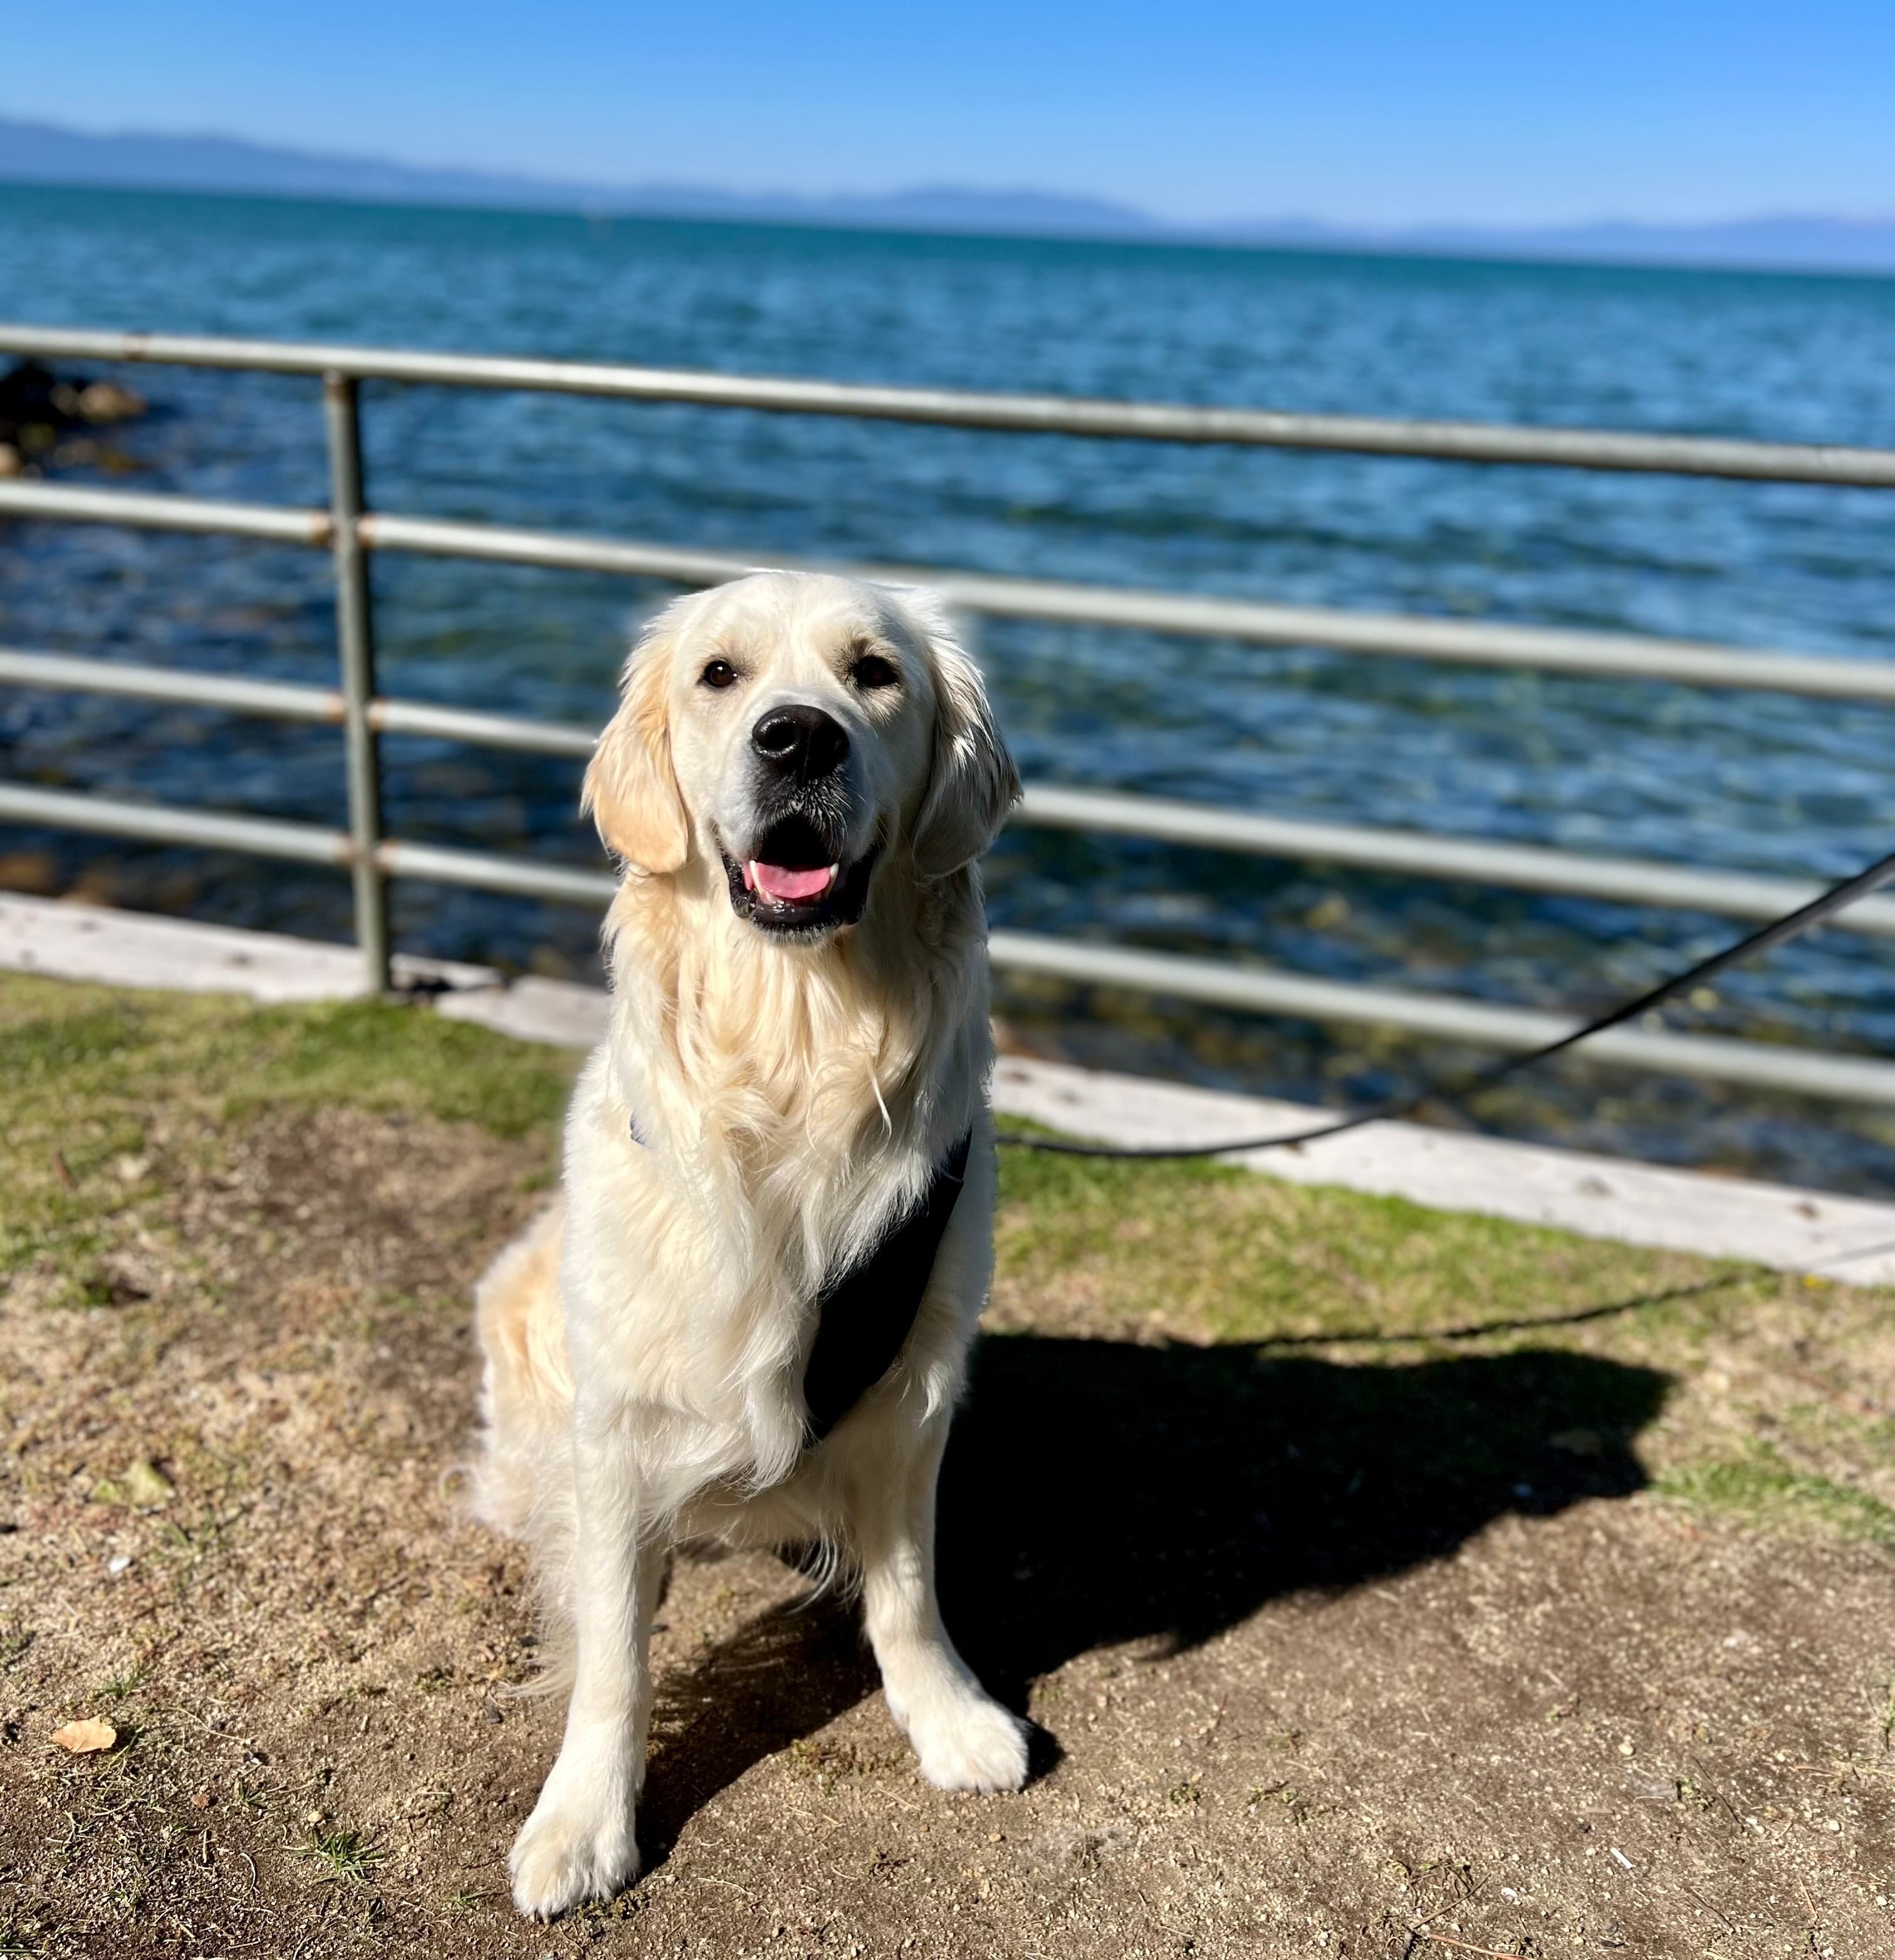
<box><xmin>10</xmin><ymin>3</ymin><xmax>1894</xmax><ymax>226</ymax></box>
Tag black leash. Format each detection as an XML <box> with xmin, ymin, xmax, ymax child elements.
<box><xmin>996</xmin><ymin>842</ymin><xmax>1895</xmax><ymax>1162</ymax></box>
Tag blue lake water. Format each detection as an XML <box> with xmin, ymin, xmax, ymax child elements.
<box><xmin>2</xmin><ymin>184</ymin><xmax>1892</xmax><ymax>1191</ymax></box>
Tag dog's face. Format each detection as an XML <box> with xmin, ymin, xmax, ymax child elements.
<box><xmin>583</xmin><ymin>573</ymin><xmax>1018</xmax><ymax>940</ymax></box>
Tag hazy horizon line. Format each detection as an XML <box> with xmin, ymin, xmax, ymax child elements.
<box><xmin>4</xmin><ymin>110</ymin><xmax>1895</xmax><ymax>274</ymax></box>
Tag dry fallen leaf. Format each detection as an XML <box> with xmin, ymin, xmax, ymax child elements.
<box><xmin>123</xmin><ymin>1459</ymin><xmax>175</xmax><ymax>1507</ymax></box>
<box><xmin>51</xmin><ymin>1717</ymin><xmax>118</xmax><ymax>1755</ymax></box>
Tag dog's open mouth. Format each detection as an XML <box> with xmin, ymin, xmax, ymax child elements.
<box><xmin>746</xmin><ymin>858</ymin><xmax>838</xmax><ymax>905</ymax></box>
<box><xmin>721</xmin><ymin>817</ymin><xmax>877</xmax><ymax>937</ymax></box>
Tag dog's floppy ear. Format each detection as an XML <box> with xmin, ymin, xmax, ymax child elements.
<box><xmin>911</xmin><ymin>612</ymin><xmax>1021</xmax><ymax>880</ymax></box>
<box><xmin>582</xmin><ymin>614</ymin><xmax>689</xmax><ymax>875</ymax></box>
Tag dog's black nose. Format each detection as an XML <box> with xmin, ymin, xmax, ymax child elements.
<box><xmin>751</xmin><ymin>704</ymin><xmax>850</xmax><ymax>780</ymax></box>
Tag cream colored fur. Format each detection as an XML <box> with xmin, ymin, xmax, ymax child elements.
<box><xmin>471</xmin><ymin>571</ymin><xmax>1025</xmax><ymax>1919</ymax></box>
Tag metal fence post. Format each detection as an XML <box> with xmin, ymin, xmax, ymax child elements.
<box><xmin>321</xmin><ymin>372</ymin><xmax>391</xmax><ymax>992</ymax></box>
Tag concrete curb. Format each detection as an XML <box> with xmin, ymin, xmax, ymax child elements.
<box><xmin>4</xmin><ymin>891</ymin><xmax>1891</xmax><ymax>1285</ymax></box>
<box><xmin>990</xmin><ymin>1055</ymin><xmax>1895</xmax><ymax>1286</ymax></box>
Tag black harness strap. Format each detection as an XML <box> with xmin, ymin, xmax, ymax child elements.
<box><xmin>626</xmin><ymin>1115</ymin><xmax>974</xmax><ymax>1447</ymax></box>
<box><xmin>801</xmin><ymin>1129</ymin><xmax>973</xmax><ymax>1444</ymax></box>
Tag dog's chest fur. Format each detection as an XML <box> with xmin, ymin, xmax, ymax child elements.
<box><xmin>557</xmin><ymin>877</ymin><xmax>987</xmax><ymax>1489</ymax></box>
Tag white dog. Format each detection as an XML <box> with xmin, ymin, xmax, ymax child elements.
<box><xmin>472</xmin><ymin>570</ymin><xmax>1027</xmax><ymax>1919</ymax></box>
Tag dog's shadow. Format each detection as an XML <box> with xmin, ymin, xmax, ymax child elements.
<box><xmin>637</xmin><ymin>1333</ymin><xmax>1668</xmax><ymax>1853</ymax></box>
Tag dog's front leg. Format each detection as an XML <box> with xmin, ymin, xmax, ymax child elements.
<box><xmin>854</xmin><ymin>1418</ymin><xmax>1030</xmax><ymax>1793</ymax></box>
<box><xmin>509</xmin><ymin>1394</ymin><xmax>660</xmax><ymax>1919</ymax></box>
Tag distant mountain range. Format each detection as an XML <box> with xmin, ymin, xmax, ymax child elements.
<box><xmin>4</xmin><ymin>113</ymin><xmax>1894</xmax><ymax>274</ymax></box>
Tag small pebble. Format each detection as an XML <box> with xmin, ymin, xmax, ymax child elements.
<box><xmin>105</xmin><ymin>1553</ymin><xmax>132</xmax><ymax>1576</ymax></box>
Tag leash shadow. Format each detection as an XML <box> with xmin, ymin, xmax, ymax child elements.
<box><xmin>636</xmin><ymin>1333</ymin><xmax>1668</xmax><ymax>1858</ymax></box>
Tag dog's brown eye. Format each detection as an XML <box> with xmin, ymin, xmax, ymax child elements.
<box><xmin>700</xmin><ymin>659</ymin><xmax>739</xmax><ymax>691</ymax></box>
<box><xmin>850</xmin><ymin>652</ymin><xmax>899</xmax><ymax>691</ymax></box>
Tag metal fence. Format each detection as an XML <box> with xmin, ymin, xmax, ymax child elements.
<box><xmin>3</xmin><ymin>323</ymin><xmax>1894</xmax><ymax>1107</ymax></box>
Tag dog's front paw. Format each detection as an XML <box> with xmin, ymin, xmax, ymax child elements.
<box><xmin>906</xmin><ymin>1687</ymin><xmax>1030</xmax><ymax>1793</ymax></box>
<box><xmin>508</xmin><ymin>1786</ymin><xmax>639</xmax><ymax>1920</ymax></box>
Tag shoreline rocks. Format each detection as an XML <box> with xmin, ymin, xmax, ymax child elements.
<box><xmin>0</xmin><ymin>359</ymin><xmax>149</xmax><ymax>477</ymax></box>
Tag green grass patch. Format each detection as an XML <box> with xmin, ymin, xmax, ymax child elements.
<box><xmin>0</xmin><ymin>972</ymin><xmax>578</xmax><ymax>1305</ymax></box>
<box><xmin>93</xmin><ymin>1659</ymin><xmax>153</xmax><ymax>1702</ymax></box>
<box><xmin>0</xmin><ymin>976</ymin><xmax>576</xmax><ymax>1139</ymax></box>
<box><xmin>994</xmin><ymin>1142</ymin><xmax>1738</xmax><ymax>1350</ymax></box>
<box><xmin>1658</xmin><ymin>1446</ymin><xmax>1895</xmax><ymax>1548</ymax></box>
<box><xmin>297</xmin><ymin>1827</ymin><xmax>384</xmax><ymax>1885</ymax></box>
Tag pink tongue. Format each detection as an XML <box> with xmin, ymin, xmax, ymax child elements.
<box><xmin>749</xmin><ymin>860</ymin><xmax>836</xmax><ymax>904</ymax></box>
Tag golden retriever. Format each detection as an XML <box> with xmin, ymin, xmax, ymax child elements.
<box><xmin>472</xmin><ymin>570</ymin><xmax>1025</xmax><ymax>1918</ymax></box>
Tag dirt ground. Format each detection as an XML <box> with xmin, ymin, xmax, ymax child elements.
<box><xmin>3</xmin><ymin>979</ymin><xmax>1894</xmax><ymax>1958</ymax></box>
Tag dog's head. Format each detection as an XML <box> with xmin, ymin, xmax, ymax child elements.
<box><xmin>583</xmin><ymin>571</ymin><xmax>1018</xmax><ymax>940</ymax></box>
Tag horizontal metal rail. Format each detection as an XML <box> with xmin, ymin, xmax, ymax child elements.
<box><xmin>8</xmin><ymin>482</ymin><xmax>1895</xmax><ymax>702</ymax></box>
<box><xmin>10</xmin><ymin>644</ymin><xmax>1894</xmax><ymax>934</ymax></box>
<box><xmin>1013</xmin><ymin>785</ymin><xmax>1895</xmax><ymax>936</ymax></box>
<box><xmin>986</xmin><ymin>931</ymin><xmax>1895</xmax><ymax>1106</ymax></box>
<box><xmin>0</xmin><ymin>778</ymin><xmax>1880</xmax><ymax>1103</ymax></box>
<box><xmin>0</xmin><ymin>782</ymin><xmax>616</xmax><ymax>904</ymax></box>
<box><xmin>0</xmin><ymin>479</ymin><xmax>329</xmax><ymax>545</ymax></box>
<box><xmin>0</xmin><ymin>781</ymin><xmax>350</xmax><ymax>866</ymax></box>
<box><xmin>0</xmin><ymin>647</ymin><xmax>343</xmax><ymax>722</ymax></box>
<box><xmin>370</xmin><ymin>697</ymin><xmax>595</xmax><ymax>755</ymax></box>
<box><xmin>5</xmin><ymin>325</ymin><xmax>1895</xmax><ymax>487</ymax></box>
<box><xmin>377</xmin><ymin>838</ymin><xmax>615</xmax><ymax>905</ymax></box>
<box><xmin>0</xmin><ymin>648</ymin><xmax>599</xmax><ymax>753</ymax></box>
